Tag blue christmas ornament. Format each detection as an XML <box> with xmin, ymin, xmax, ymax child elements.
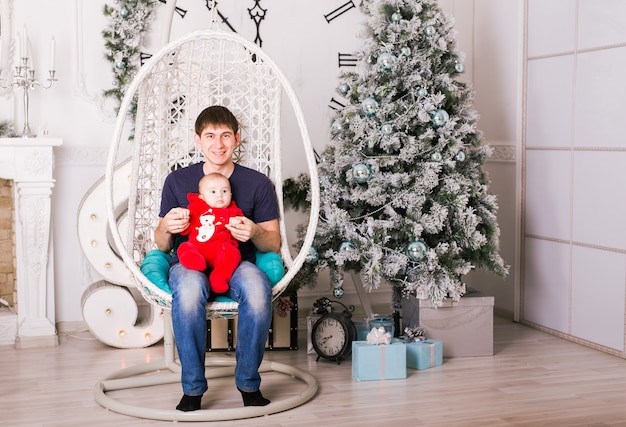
<box><xmin>431</xmin><ymin>152</ymin><xmax>443</xmax><ymax>162</ymax></box>
<box><xmin>416</xmin><ymin>87</ymin><xmax>428</xmax><ymax>97</ymax></box>
<box><xmin>400</xmin><ymin>46</ymin><xmax>411</xmax><ymax>56</ymax></box>
<box><xmin>339</xmin><ymin>240</ymin><xmax>355</xmax><ymax>252</ymax></box>
<box><xmin>333</xmin><ymin>287</ymin><xmax>345</xmax><ymax>299</ymax></box>
<box><xmin>377</xmin><ymin>52</ymin><xmax>396</xmax><ymax>71</ymax></box>
<box><xmin>455</xmin><ymin>150</ymin><xmax>466</xmax><ymax>161</ymax></box>
<box><xmin>406</xmin><ymin>240</ymin><xmax>428</xmax><ymax>261</ymax></box>
<box><xmin>454</xmin><ymin>61</ymin><xmax>465</xmax><ymax>73</ymax></box>
<box><xmin>424</xmin><ymin>25</ymin><xmax>436</xmax><ymax>36</ymax></box>
<box><xmin>352</xmin><ymin>163</ymin><xmax>372</xmax><ymax>183</ymax></box>
<box><xmin>431</xmin><ymin>109</ymin><xmax>449</xmax><ymax>127</ymax></box>
<box><xmin>306</xmin><ymin>246</ymin><xmax>319</xmax><ymax>263</ymax></box>
<box><xmin>115</xmin><ymin>60</ymin><xmax>126</xmax><ymax>70</ymax></box>
<box><xmin>331</xmin><ymin>119</ymin><xmax>343</xmax><ymax>132</ymax></box>
<box><xmin>361</xmin><ymin>97</ymin><xmax>379</xmax><ymax>117</ymax></box>
<box><xmin>380</xmin><ymin>123</ymin><xmax>394</xmax><ymax>136</ymax></box>
<box><xmin>120</xmin><ymin>6</ymin><xmax>131</xmax><ymax>18</ymax></box>
<box><xmin>391</xmin><ymin>11</ymin><xmax>403</xmax><ymax>22</ymax></box>
<box><xmin>338</xmin><ymin>83</ymin><xmax>350</xmax><ymax>96</ymax></box>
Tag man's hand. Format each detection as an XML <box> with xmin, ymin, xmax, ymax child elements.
<box><xmin>162</xmin><ymin>207</ymin><xmax>190</xmax><ymax>234</ymax></box>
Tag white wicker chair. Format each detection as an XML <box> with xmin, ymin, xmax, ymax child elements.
<box><xmin>93</xmin><ymin>24</ymin><xmax>320</xmax><ymax>422</ymax></box>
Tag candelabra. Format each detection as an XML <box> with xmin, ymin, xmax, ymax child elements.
<box><xmin>0</xmin><ymin>58</ymin><xmax>57</xmax><ymax>137</ymax></box>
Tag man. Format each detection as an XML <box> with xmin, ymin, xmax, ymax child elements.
<box><xmin>154</xmin><ymin>105</ymin><xmax>280</xmax><ymax>411</ymax></box>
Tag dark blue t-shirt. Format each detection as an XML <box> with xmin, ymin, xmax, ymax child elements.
<box><xmin>159</xmin><ymin>162</ymin><xmax>279</xmax><ymax>264</ymax></box>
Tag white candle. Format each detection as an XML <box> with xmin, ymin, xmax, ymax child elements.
<box><xmin>15</xmin><ymin>34</ymin><xmax>21</xmax><ymax>65</ymax></box>
<box><xmin>21</xmin><ymin>26</ymin><xmax>28</xmax><ymax>60</ymax></box>
<box><xmin>26</xmin><ymin>38</ymin><xmax>33</xmax><ymax>69</ymax></box>
<box><xmin>50</xmin><ymin>36</ymin><xmax>55</xmax><ymax>71</ymax></box>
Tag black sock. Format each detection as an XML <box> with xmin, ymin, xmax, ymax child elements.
<box><xmin>176</xmin><ymin>394</ymin><xmax>202</xmax><ymax>411</ymax></box>
<box><xmin>238</xmin><ymin>387</ymin><xmax>270</xmax><ymax>406</ymax></box>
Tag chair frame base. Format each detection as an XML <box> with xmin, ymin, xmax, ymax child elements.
<box><xmin>93</xmin><ymin>313</ymin><xmax>318</xmax><ymax>421</ymax></box>
<box><xmin>94</xmin><ymin>357</ymin><xmax>318</xmax><ymax>422</ymax></box>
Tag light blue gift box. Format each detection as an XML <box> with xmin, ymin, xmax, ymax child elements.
<box><xmin>367</xmin><ymin>316</ymin><xmax>395</xmax><ymax>337</ymax></box>
<box><xmin>354</xmin><ymin>321</ymin><xmax>369</xmax><ymax>341</ymax></box>
<box><xmin>352</xmin><ymin>340</ymin><xmax>407</xmax><ymax>381</ymax></box>
<box><xmin>406</xmin><ymin>339</ymin><xmax>443</xmax><ymax>370</ymax></box>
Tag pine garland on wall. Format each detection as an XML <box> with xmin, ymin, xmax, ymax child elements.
<box><xmin>102</xmin><ymin>0</ymin><xmax>157</xmax><ymax>113</ymax></box>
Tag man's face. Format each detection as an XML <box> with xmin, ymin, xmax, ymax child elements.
<box><xmin>194</xmin><ymin>124</ymin><xmax>240</xmax><ymax>167</ymax></box>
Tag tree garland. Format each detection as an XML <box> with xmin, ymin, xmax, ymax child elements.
<box><xmin>102</xmin><ymin>0</ymin><xmax>157</xmax><ymax>114</ymax></box>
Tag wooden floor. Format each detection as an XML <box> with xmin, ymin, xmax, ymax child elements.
<box><xmin>2</xmin><ymin>316</ymin><xmax>626</xmax><ymax>426</ymax></box>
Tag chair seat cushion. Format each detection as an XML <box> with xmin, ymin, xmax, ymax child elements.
<box><xmin>140</xmin><ymin>249</ymin><xmax>285</xmax><ymax>302</ymax></box>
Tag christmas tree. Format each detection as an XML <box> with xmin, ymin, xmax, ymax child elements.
<box><xmin>288</xmin><ymin>0</ymin><xmax>508</xmax><ymax>309</ymax></box>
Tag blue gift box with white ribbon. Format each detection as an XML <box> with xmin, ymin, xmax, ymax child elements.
<box><xmin>406</xmin><ymin>339</ymin><xmax>443</xmax><ymax>370</ymax></box>
<box><xmin>351</xmin><ymin>340</ymin><xmax>407</xmax><ymax>381</ymax></box>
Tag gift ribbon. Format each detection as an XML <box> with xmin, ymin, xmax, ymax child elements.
<box><xmin>381</xmin><ymin>344</ymin><xmax>386</xmax><ymax>378</ymax></box>
<box><xmin>429</xmin><ymin>342</ymin><xmax>435</xmax><ymax>368</ymax></box>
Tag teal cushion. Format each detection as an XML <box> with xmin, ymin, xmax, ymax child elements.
<box><xmin>139</xmin><ymin>249</ymin><xmax>285</xmax><ymax>296</ymax></box>
<box><xmin>254</xmin><ymin>249</ymin><xmax>285</xmax><ymax>286</ymax></box>
<box><xmin>140</xmin><ymin>250</ymin><xmax>172</xmax><ymax>293</ymax></box>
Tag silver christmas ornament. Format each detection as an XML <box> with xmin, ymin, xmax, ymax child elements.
<box><xmin>352</xmin><ymin>163</ymin><xmax>372</xmax><ymax>183</ymax></box>
<box><xmin>406</xmin><ymin>240</ymin><xmax>428</xmax><ymax>261</ymax></box>
<box><xmin>377</xmin><ymin>52</ymin><xmax>396</xmax><ymax>71</ymax></box>
<box><xmin>338</xmin><ymin>83</ymin><xmax>350</xmax><ymax>96</ymax></box>
<box><xmin>361</xmin><ymin>97</ymin><xmax>379</xmax><ymax>117</ymax></box>
<box><xmin>431</xmin><ymin>109</ymin><xmax>449</xmax><ymax>127</ymax></box>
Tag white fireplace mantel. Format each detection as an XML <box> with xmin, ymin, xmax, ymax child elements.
<box><xmin>0</xmin><ymin>137</ymin><xmax>61</xmax><ymax>348</ymax></box>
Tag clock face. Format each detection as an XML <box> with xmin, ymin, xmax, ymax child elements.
<box><xmin>313</xmin><ymin>315</ymin><xmax>348</xmax><ymax>357</ymax></box>
<box><xmin>142</xmin><ymin>0</ymin><xmax>366</xmax><ymax>176</ymax></box>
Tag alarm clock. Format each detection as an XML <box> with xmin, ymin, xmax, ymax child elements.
<box><xmin>311</xmin><ymin>299</ymin><xmax>357</xmax><ymax>363</ymax></box>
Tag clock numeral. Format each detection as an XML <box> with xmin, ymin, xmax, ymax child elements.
<box><xmin>338</xmin><ymin>53</ymin><xmax>357</xmax><ymax>67</ymax></box>
<box><xmin>157</xmin><ymin>0</ymin><xmax>187</xmax><ymax>19</ymax></box>
<box><xmin>324</xmin><ymin>1</ymin><xmax>356</xmax><ymax>23</ymax></box>
<box><xmin>140</xmin><ymin>52</ymin><xmax>152</xmax><ymax>66</ymax></box>
<box><xmin>329</xmin><ymin>97</ymin><xmax>346</xmax><ymax>111</ymax></box>
<box><xmin>248</xmin><ymin>0</ymin><xmax>268</xmax><ymax>47</ymax></box>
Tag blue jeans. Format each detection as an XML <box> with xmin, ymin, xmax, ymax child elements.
<box><xmin>169</xmin><ymin>261</ymin><xmax>273</xmax><ymax>396</ymax></box>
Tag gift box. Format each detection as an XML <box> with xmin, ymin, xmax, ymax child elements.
<box><xmin>354</xmin><ymin>321</ymin><xmax>369</xmax><ymax>341</ymax></box>
<box><xmin>367</xmin><ymin>315</ymin><xmax>395</xmax><ymax>337</ymax></box>
<box><xmin>406</xmin><ymin>339</ymin><xmax>443</xmax><ymax>370</ymax></box>
<box><xmin>403</xmin><ymin>289</ymin><xmax>494</xmax><ymax>357</ymax></box>
<box><xmin>352</xmin><ymin>340</ymin><xmax>407</xmax><ymax>381</ymax></box>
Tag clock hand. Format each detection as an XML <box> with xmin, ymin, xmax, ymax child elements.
<box><xmin>204</xmin><ymin>0</ymin><xmax>236</xmax><ymax>33</ymax></box>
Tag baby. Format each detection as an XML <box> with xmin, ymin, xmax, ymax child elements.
<box><xmin>177</xmin><ymin>172</ymin><xmax>243</xmax><ymax>293</ymax></box>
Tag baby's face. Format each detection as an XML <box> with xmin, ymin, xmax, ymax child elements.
<box><xmin>200</xmin><ymin>179</ymin><xmax>232</xmax><ymax>208</ymax></box>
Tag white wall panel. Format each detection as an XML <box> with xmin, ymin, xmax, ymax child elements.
<box><xmin>526</xmin><ymin>55</ymin><xmax>575</xmax><ymax>148</ymax></box>
<box><xmin>578</xmin><ymin>0</ymin><xmax>626</xmax><ymax>50</ymax></box>
<box><xmin>575</xmin><ymin>47</ymin><xmax>626</xmax><ymax>148</ymax></box>
<box><xmin>525</xmin><ymin>150</ymin><xmax>571</xmax><ymax>240</ymax></box>
<box><xmin>571</xmin><ymin>245</ymin><xmax>625</xmax><ymax>351</ymax></box>
<box><xmin>523</xmin><ymin>237</ymin><xmax>570</xmax><ymax>333</ymax></box>
<box><xmin>572</xmin><ymin>151</ymin><xmax>626</xmax><ymax>251</ymax></box>
<box><xmin>527</xmin><ymin>0</ymin><xmax>576</xmax><ymax>57</ymax></box>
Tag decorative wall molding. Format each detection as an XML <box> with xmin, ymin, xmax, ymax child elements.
<box><xmin>487</xmin><ymin>144</ymin><xmax>517</xmax><ymax>163</ymax></box>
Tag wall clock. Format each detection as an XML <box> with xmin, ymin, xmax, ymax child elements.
<box><xmin>139</xmin><ymin>0</ymin><xmax>367</xmax><ymax>167</ymax></box>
